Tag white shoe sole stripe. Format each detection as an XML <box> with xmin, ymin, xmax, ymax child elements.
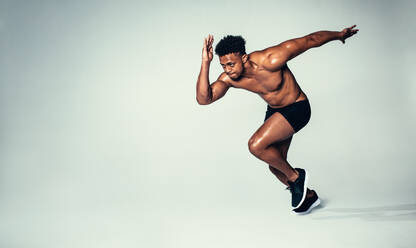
<box><xmin>294</xmin><ymin>198</ymin><xmax>321</xmax><ymax>215</ymax></box>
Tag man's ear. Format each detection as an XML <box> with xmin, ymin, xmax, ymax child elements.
<box><xmin>242</xmin><ymin>53</ymin><xmax>248</xmax><ymax>63</ymax></box>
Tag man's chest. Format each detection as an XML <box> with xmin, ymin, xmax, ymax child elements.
<box><xmin>232</xmin><ymin>70</ymin><xmax>284</xmax><ymax>94</ymax></box>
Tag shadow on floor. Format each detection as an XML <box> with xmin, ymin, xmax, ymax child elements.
<box><xmin>311</xmin><ymin>200</ymin><xmax>416</xmax><ymax>221</ymax></box>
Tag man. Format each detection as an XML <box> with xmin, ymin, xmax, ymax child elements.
<box><xmin>196</xmin><ymin>25</ymin><xmax>359</xmax><ymax>214</ymax></box>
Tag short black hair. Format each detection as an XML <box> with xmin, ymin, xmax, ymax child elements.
<box><xmin>214</xmin><ymin>35</ymin><xmax>246</xmax><ymax>56</ymax></box>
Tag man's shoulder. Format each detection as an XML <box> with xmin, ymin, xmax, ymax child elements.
<box><xmin>248</xmin><ymin>50</ymin><xmax>268</xmax><ymax>66</ymax></box>
<box><xmin>217</xmin><ymin>72</ymin><xmax>235</xmax><ymax>87</ymax></box>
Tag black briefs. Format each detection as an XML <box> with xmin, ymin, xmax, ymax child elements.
<box><xmin>264</xmin><ymin>99</ymin><xmax>311</xmax><ymax>133</ymax></box>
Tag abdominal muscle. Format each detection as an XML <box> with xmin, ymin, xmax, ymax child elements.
<box><xmin>260</xmin><ymin>68</ymin><xmax>308</xmax><ymax>108</ymax></box>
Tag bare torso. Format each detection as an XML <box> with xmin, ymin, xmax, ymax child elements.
<box><xmin>224</xmin><ymin>51</ymin><xmax>308</xmax><ymax>108</ymax></box>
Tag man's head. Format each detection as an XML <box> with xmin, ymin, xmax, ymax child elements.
<box><xmin>215</xmin><ymin>35</ymin><xmax>248</xmax><ymax>80</ymax></box>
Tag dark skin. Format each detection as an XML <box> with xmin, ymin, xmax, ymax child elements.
<box><xmin>196</xmin><ymin>26</ymin><xmax>359</xmax><ymax>193</ymax></box>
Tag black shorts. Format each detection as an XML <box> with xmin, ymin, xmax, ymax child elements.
<box><xmin>264</xmin><ymin>99</ymin><xmax>311</xmax><ymax>133</ymax></box>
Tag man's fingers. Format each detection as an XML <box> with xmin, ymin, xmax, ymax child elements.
<box><xmin>350</xmin><ymin>29</ymin><xmax>359</xmax><ymax>35</ymax></box>
<box><xmin>203</xmin><ymin>34</ymin><xmax>214</xmax><ymax>53</ymax></box>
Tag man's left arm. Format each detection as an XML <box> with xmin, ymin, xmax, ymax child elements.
<box><xmin>263</xmin><ymin>25</ymin><xmax>359</xmax><ymax>71</ymax></box>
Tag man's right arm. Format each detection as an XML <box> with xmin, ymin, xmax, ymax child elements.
<box><xmin>196</xmin><ymin>34</ymin><xmax>231</xmax><ymax>105</ymax></box>
<box><xmin>196</xmin><ymin>62</ymin><xmax>230</xmax><ymax>105</ymax></box>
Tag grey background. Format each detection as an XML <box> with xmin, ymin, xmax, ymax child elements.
<box><xmin>1</xmin><ymin>0</ymin><xmax>415</xmax><ymax>247</ymax></box>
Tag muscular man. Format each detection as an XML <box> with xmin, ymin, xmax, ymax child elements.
<box><xmin>196</xmin><ymin>25</ymin><xmax>359</xmax><ymax>214</ymax></box>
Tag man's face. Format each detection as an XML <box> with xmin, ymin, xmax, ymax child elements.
<box><xmin>219</xmin><ymin>53</ymin><xmax>246</xmax><ymax>80</ymax></box>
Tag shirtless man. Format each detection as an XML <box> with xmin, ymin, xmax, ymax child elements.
<box><xmin>196</xmin><ymin>25</ymin><xmax>359</xmax><ymax>214</ymax></box>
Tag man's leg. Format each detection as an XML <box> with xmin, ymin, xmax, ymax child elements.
<box><xmin>248</xmin><ymin>112</ymin><xmax>299</xmax><ymax>182</ymax></box>
<box><xmin>268</xmin><ymin>136</ymin><xmax>315</xmax><ymax>199</ymax></box>
<box><xmin>257</xmin><ymin>102</ymin><xmax>314</xmax><ymax>209</ymax></box>
<box><xmin>268</xmin><ymin>136</ymin><xmax>293</xmax><ymax>186</ymax></box>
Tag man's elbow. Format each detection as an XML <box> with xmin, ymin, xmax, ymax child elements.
<box><xmin>196</xmin><ymin>96</ymin><xmax>211</xmax><ymax>105</ymax></box>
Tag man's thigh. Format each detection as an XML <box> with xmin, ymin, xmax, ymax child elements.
<box><xmin>252</xmin><ymin>112</ymin><xmax>295</xmax><ymax>147</ymax></box>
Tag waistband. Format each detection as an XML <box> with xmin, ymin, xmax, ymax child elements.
<box><xmin>267</xmin><ymin>99</ymin><xmax>309</xmax><ymax>110</ymax></box>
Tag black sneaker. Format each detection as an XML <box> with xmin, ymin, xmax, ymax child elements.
<box><xmin>293</xmin><ymin>189</ymin><xmax>321</xmax><ymax>215</ymax></box>
<box><xmin>287</xmin><ymin>168</ymin><xmax>308</xmax><ymax>209</ymax></box>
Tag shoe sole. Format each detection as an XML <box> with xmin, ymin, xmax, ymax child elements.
<box><xmin>293</xmin><ymin>169</ymin><xmax>309</xmax><ymax>209</ymax></box>
<box><xmin>293</xmin><ymin>198</ymin><xmax>321</xmax><ymax>215</ymax></box>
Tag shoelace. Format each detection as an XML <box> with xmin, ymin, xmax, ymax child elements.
<box><xmin>287</xmin><ymin>181</ymin><xmax>302</xmax><ymax>195</ymax></box>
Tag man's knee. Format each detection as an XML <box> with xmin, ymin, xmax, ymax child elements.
<box><xmin>248</xmin><ymin>135</ymin><xmax>279</xmax><ymax>158</ymax></box>
<box><xmin>248</xmin><ymin>136</ymin><xmax>287</xmax><ymax>160</ymax></box>
<box><xmin>248</xmin><ymin>136</ymin><xmax>263</xmax><ymax>157</ymax></box>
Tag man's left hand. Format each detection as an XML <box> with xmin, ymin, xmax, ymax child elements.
<box><xmin>340</xmin><ymin>25</ymin><xmax>359</xmax><ymax>44</ymax></box>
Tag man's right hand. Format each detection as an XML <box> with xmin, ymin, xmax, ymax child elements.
<box><xmin>202</xmin><ymin>34</ymin><xmax>214</xmax><ymax>62</ymax></box>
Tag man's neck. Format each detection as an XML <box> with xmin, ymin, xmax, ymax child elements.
<box><xmin>242</xmin><ymin>59</ymin><xmax>256</xmax><ymax>78</ymax></box>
